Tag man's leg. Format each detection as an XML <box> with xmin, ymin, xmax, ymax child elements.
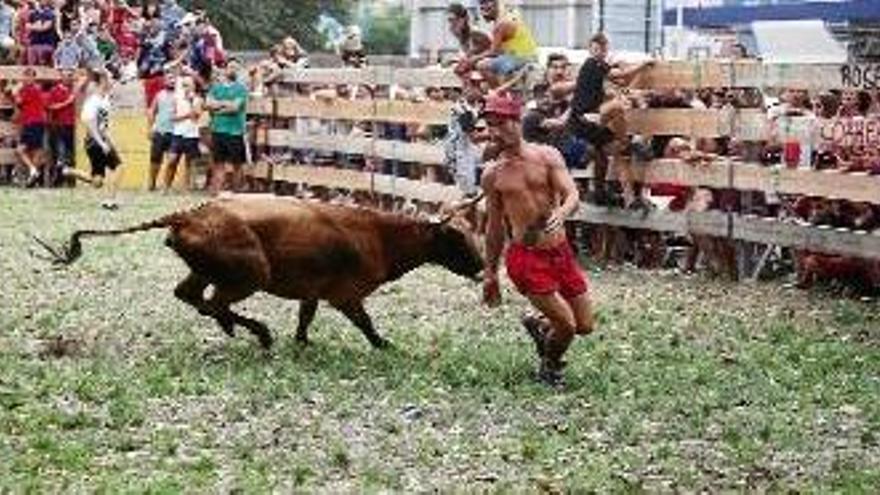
<box><xmin>231</xmin><ymin>164</ymin><xmax>244</xmax><ymax>192</ymax></box>
<box><xmin>148</xmin><ymin>134</ymin><xmax>164</xmax><ymax>191</ymax></box>
<box><xmin>567</xmin><ymin>293</ymin><xmax>595</xmax><ymax>336</ymax></box>
<box><xmin>526</xmin><ymin>292</ymin><xmax>577</xmax><ymax>385</ymax></box>
<box><xmin>163</xmin><ymin>153</ymin><xmax>181</xmax><ymax>191</ymax></box>
<box><xmin>210</xmin><ymin>161</ymin><xmax>228</xmax><ymax>195</ymax></box>
<box><xmin>591</xmin><ymin>147</ymin><xmax>610</xmax><ymax>204</ymax></box>
<box><xmin>600</xmin><ymin>99</ymin><xmax>635</xmax><ymax>206</ymax></box>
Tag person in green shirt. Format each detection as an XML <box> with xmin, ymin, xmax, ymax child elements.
<box><xmin>206</xmin><ymin>58</ymin><xmax>249</xmax><ymax>194</ymax></box>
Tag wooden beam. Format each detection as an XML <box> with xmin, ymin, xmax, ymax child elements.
<box><xmin>0</xmin><ymin>66</ymin><xmax>61</xmax><ymax>81</ymax></box>
<box><xmin>627</xmin><ymin>108</ymin><xmax>767</xmax><ymax>139</ymax></box>
<box><xmin>247</xmin><ymin>97</ymin><xmax>273</xmax><ymax>116</ymax></box>
<box><xmin>0</xmin><ymin>148</ymin><xmax>17</xmax><ymax>165</ymax></box>
<box><xmin>274</xmin><ymin>97</ymin><xmax>451</xmax><ymax>125</ymax></box>
<box><xmin>252</xmin><ymin>164</ymin><xmax>463</xmax><ymax>203</ymax></box>
<box><xmin>733</xmin><ymin>214</ymin><xmax>880</xmax><ymax>258</ymax></box>
<box><xmin>272</xmin><ymin>62</ymin><xmax>878</xmax><ymax>94</ymax></box>
<box><xmin>258</xmin><ymin>97</ymin><xmax>771</xmax><ymax>138</ymax></box>
<box><xmin>0</xmin><ymin>121</ymin><xmax>17</xmax><ymax>139</ymax></box>
<box><xmin>631</xmin><ymin>61</ymin><xmax>878</xmax><ymax>92</ymax></box>
<box><xmin>280</xmin><ymin>67</ymin><xmax>462</xmax><ymax>88</ymax></box>
<box><xmin>574</xmin><ymin>159</ymin><xmax>880</xmax><ymax>205</ymax></box>
<box><xmin>575</xmin><ymin>204</ymin><xmax>880</xmax><ymax>259</ymax></box>
<box><xmin>267</xmin><ymin>130</ymin><xmax>445</xmax><ymax>164</ymax></box>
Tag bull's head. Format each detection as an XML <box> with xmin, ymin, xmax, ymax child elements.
<box><xmin>429</xmin><ymin>194</ymin><xmax>485</xmax><ymax>281</ymax></box>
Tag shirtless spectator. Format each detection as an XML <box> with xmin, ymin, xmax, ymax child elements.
<box><xmin>566</xmin><ymin>33</ymin><xmax>653</xmax><ymax>208</ymax></box>
<box><xmin>481</xmin><ymin>93</ymin><xmax>594</xmax><ymax>387</ymax></box>
<box><xmin>446</xmin><ymin>3</ymin><xmax>490</xmax><ymax>76</ymax></box>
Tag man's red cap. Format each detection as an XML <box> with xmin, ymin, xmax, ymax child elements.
<box><xmin>483</xmin><ymin>92</ymin><xmax>523</xmax><ymax>120</ymax></box>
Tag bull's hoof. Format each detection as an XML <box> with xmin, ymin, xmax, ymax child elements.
<box><xmin>257</xmin><ymin>333</ymin><xmax>274</xmax><ymax>350</ymax></box>
<box><xmin>295</xmin><ymin>335</ymin><xmax>309</xmax><ymax>346</ymax></box>
<box><xmin>371</xmin><ymin>338</ymin><xmax>392</xmax><ymax>350</ymax></box>
<box><xmin>217</xmin><ymin>319</ymin><xmax>236</xmax><ymax>338</ymax></box>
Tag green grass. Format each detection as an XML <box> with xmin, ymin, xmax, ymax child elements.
<box><xmin>1</xmin><ymin>188</ymin><xmax>879</xmax><ymax>491</ymax></box>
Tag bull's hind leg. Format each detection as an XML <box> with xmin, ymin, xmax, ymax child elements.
<box><xmin>174</xmin><ymin>273</ymin><xmax>235</xmax><ymax>337</ymax></box>
<box><xmin>295</xmin><ymin>299</ymin><xmax>319</xmax><ymax>345</ymax></box>
<box><xmin>208</xmin><ymin>285</ymin><xmax>274</xmax><ymax>350</ymax></box>
<box><xmin>332</xmin><ymin>300</ymin><xmax>390</xmax><ymax>349</ymax></box>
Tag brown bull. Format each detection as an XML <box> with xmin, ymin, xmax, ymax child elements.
<box><xmin>35</xmin><ymin>196</ymin><xmax>485</xmax><ymax>349</ymax></box>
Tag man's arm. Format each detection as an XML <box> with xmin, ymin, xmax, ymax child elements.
<box><xmin>543</xmin><ymin>146</ymin><xmax>580</xmax><ymax>233</ymax></box>
<box><xmin>608</xmin><ymin>60</ymin><xmax>654</xmax><ymax>87</ymax></box>
<box><xmin>47</xmin><ymin>91</ymin><xmax>75</xmax><ymax>111</ymax></box>
<box><xmin>213</xmin><ymin>95</ymin><xmax>245</xmax><ymax>115</ymax></box>
<box><xmin>468</xmin><ymin>20</ymin><xmax>514</xmax><ymax>65</ymax></box>
<box><xmin>549</xmin><ymin>79</ymin><xmax>576</xmax><ymax>99</ymax></box>
<box><xmin>481</xmin><ymin>164</ymin><xmax>505</xmax><ymax>307</ymax></box>
<box><xmin>146</xmin><ymin>92</ymin><xmax>159</xmax><ymax>130</ymax></box>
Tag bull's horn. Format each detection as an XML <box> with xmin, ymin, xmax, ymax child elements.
<box><xmin>453</xmin><ymin>192</ymin><xmax>484</xmax><ymax>212</ymax></box>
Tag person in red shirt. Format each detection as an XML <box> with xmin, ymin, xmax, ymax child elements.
<box><xmin>46</xmin><ymin>69</ymin><xmax>81</xmax><ymax>185</ymax></box>
<box><xmin>15</xmin><ymin>67</ymin><xmax>47</xmax><ymax>186</ymax></box>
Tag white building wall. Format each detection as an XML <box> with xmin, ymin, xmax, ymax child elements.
<box><xmin>410</xmin><ymin>0</ymin><xmax>596</xmax><ymax>59</ymax></box>
<box><xmin>594</xmin><ymin>0</ymin><xmax>662</xmax><ymax>54</ymax></box>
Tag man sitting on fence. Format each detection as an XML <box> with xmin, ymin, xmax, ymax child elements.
<box><xmin>446</xmin><ymin>3</ymin><xmax>490</xmax><ymax>77</ymax></box>
<box><xmin>564</xmin><ymin>33</ymin><xmax>653</xmax><ymax>208</ymax></box>
<box><xmin>460</xmin><ymin>0</ymin><xmax>538</xmax><ymax>90</ymax></box>
<box><xmin>481</xmin><ymin>93</ymin><xmax>595</xmax><ymax>387</ymax></box>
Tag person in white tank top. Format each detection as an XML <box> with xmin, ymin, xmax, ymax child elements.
<box><xmin>147</xmin><ymin>74</ymin><xmax>177</xmax><ymax>191</ymax></box>
<box><xmin>165</xmin><ymin>75</ymin><xmax>203</xmax><ymax>191</ymax></box>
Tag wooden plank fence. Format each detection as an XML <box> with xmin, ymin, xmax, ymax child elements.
<box><xmin>240</xmin><ymin>61</ymin><xmax>880</xmax><ymax>261</ymax></box>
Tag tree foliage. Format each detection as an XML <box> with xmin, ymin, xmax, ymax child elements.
<box><xmin>183</xmin><ymin>0</ymin><xmax>352</xmax><ymax>50</ymax></box>
<box><xmin>361</xmin><ymin>7</ymin><xmax>411</xmax><ymax>56</ymax></box>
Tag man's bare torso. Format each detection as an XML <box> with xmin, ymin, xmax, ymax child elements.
<box><xmin>485</xmin><ymin>144</ymin><xmax>562</xmax><ymax>245</ymax></box>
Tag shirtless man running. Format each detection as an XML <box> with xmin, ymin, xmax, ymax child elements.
<box><xmin>481</xmin><ymin>93</ymin><xmax>594</xmax><ymax>387</ymax></box>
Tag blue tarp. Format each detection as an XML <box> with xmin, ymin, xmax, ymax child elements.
<box><xmin>663</xmin><ymin>0</ymin><xmax>880</xmax><ymax>27</ymax></box>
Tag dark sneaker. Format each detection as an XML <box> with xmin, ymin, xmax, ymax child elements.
<box><xmin>521</xmin><ymin>315</ymin><xmax>547</xmax><ymax>358</ymax></box>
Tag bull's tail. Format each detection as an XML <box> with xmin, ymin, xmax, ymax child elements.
<box><xmin>32</xmin><ymin>211</ymin><xmax>190</xmax><ymax>266</ymax></box>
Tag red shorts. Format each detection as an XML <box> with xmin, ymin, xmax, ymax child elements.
<box><xmin>505</xmin><ymin>241</ymin><xmax>588</xmax><ymax>299</ymax></box>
